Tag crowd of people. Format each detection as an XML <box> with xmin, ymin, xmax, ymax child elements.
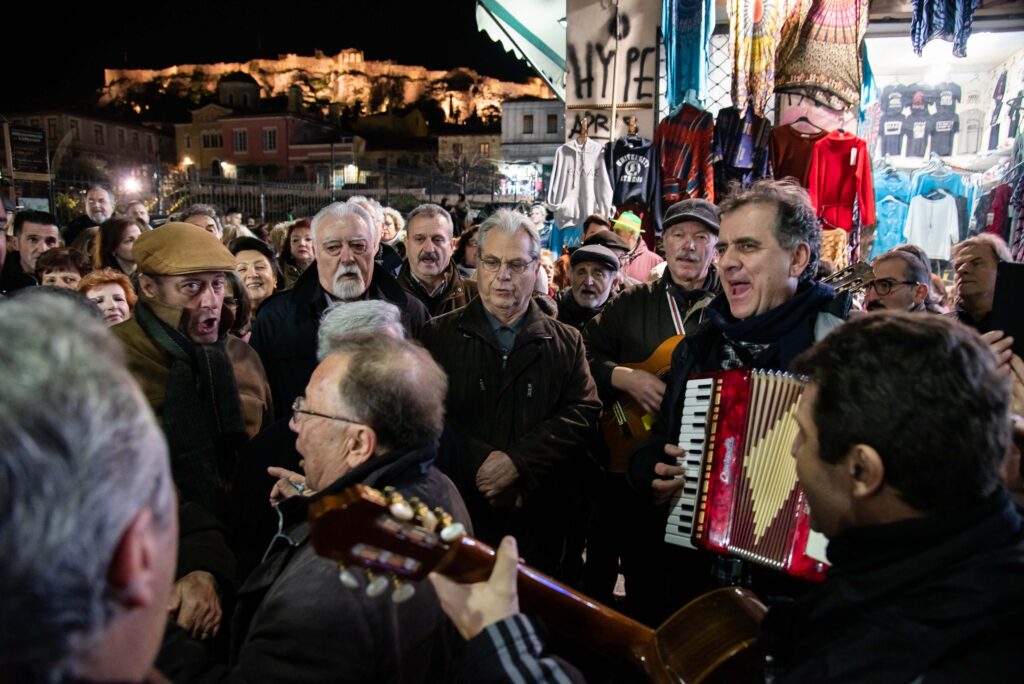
<box><xmin>1</xmin><ymin>178</ymin><xmax>1022</xmax><ymax>683</ymax></box>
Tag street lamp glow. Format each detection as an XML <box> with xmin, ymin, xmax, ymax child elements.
<box><xmin>122</xmin><ymin>177</ymin><xmax>142</xmax><ymax>194</ymax></box>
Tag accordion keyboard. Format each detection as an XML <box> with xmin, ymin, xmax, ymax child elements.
<box><xmin>664</xmin><ymin>377</ymin><xmax>714</xmax><ymax>549</ymax></box>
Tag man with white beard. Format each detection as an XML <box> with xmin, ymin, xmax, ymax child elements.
<box><xmin>63</xmin><ymin>184</ymin><xmax>116</xmax><ymax>244</ymax></box>
<box><xmin>251</xmin><ymin>201</ymin><xmax>428</xmax><ymax>418</ymax></box>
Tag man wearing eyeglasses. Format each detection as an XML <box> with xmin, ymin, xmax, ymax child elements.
<box><xmin>863</xmin><ymin>249</ymin><xmax>932</xmax><ymax>312</ymax></box>
<box><xmin>420</xmin><ymin>208</ymin><xmax>602</xmax><ymax>579</ymax></box>
<box><xmin>251</xmin><ymin>200</ymin><xmax>429</xmax><ymax>419</ymax></box>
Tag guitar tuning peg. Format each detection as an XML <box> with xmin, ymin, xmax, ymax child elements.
<box><xmin>440</xmin><ymin>521</ymin><xmax>466</xmax><ymax>543</ymax></box>
<box><xmin>365</xmin><ymin>571</ymin><xmax>390</xmax><ymax>598</ymax></box>
<box><xmin>419</xmin><ymin>506</ymin><xmax>439</xmax><ymax>533</ymax></box>
<box><xmin>391</xmin><ymin>578</ymin><xmax>416</xmax><ymax>604</ymax></box>
<box><xmin>337</xmin><ymin>563</ymin><xmax>359</xmax><ymax>590</ymax></box>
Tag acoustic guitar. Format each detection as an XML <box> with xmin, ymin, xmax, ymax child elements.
<box><xmin>600</xmin><ymin>335</ymin><xmax>684</xmax><ymax>473</ymax></box>
<box><xmin>309</xmin><ymin>484</ymin><xmax>767</xmax><ymax>683</ymax></box>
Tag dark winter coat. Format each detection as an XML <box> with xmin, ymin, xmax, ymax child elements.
<box><xmin>250</xmin><ymin>261</ymin><xmax>429</xmax><ymax>418</ymax></box>
<box><xmin>420</xmin><ymin>298</ymin><xmax>601</xmax><ymax>574</ymax></box>
<box><xmin>396</xmin><ymin>259</ymin><xmax>478</xmax><ymax>317</ymax></box>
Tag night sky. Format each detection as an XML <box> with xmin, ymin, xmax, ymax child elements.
<box><xmin>0</xmin><ymin>1</ymin><xmax>534</xmax><ymax>111</ymax></box>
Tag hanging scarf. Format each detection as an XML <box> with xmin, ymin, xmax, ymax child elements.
<box><xmin>702</xmin><ymin>280</ymin><xmax>838</xmax><ymax>372</ymax></box>
<box><xmin>134</xmin><ymin>302</ymin><xmax>247</xmax><ymax>517</ymax></box>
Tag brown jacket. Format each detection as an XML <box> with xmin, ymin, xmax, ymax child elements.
<box><xmin>397</xmin><ymin>259</ymin><xmax>478</xmax><ymax>317</ymax></box>
<box><xmin>420</xmin><ymin>298</ymin><xmax>601</xmax><ymax>573</ymax></box>
<box><xmin>112</xmin><ymin>298</ymin><xmax>272</xmax><ymax>438</ymax></box>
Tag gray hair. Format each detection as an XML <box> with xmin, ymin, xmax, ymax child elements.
<box><xmin>407</xmin><ymin>203</ymin><xmax>454</xmax><ymax>237</ymax></box>
<box><xmin>311</xmin><ymin>201</ymin><xmax>379</xmax><ymax>245</ymax></box>
<box><xmin>0</xmin><ymin>296</ymin><xmax>173</xmax><ymax>678</ymax></box>
<box><xmin>317</xmin><ymin>300</ymin><xmax>406</xmax><ymax>361</ymax></box>
<box><xmin>952</xmin><ymin>233</ymin><xmax>1013</xmax><ymax>264</ymax></box>
<box><xmin>180</xmin><ymin>203</ymin><xmax>223</xmax><ymax>235</ymax></box>
<box><xmin>329</xmin><ymin>336</ymin><xmax>448</xmax><ymax>452</ymax></box>
<box><xmin>347</xmin><ymin>195</ymin><xmax>384</xmax><ymax>224</ymax></box>
<box><xmin>477</xmin><ymin>208</ymin><xmax>541</xmax><ymax>261</ymax></box>
<box><xmin>718</xmin><ymin>179</ymin><xmax>821</xmax><ymax>283</ymax></box>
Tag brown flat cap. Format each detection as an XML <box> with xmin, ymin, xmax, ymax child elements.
<box><xmin>133</xmin><ymin>222</ymin><xmax>236</xmax><ymax>276</ymax></box>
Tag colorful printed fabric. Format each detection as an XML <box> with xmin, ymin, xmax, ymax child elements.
<box><xmin>775</xmin><ymin>0</ymin><xmax>870</xmax><ymax>111</ymax></box>
<box><xmin>727</xmin><ymin>0</ymin><xmax>781</xmax><ymax>116</ymax></box>
<box><xmin>664</xmin><ymin>0</ymin><xmax>716</xmax><ymax>108</ymax></box>
<box><xmin>911</xmin><ymin>0</ymin><xmax>982</xmax><ymax>58</ymax></box>
<box><xmin>654</xmin><ymin>104</ymin><xmax>715</xmax><ymax>203</ymax></box>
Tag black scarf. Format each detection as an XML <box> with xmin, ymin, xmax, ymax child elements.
<box><xmin>702</xmin><ymin>280</ymin><xmax>837</xmax><ymax>372</ymax></box>
<box><xmin>135</xmin><ymin>302</ymin><xmax>247</xmax><ymax>517</ymax></box>
<box><xmin>665</xmin><ymin>263</ymin><xmax>722</xmax><ymax>309</ymax></box>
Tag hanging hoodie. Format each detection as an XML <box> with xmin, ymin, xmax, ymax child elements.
<box><xmin>605</xmin><ymin>135</ymin><xmax>663</xmax><ymax>233</ymax></box>
<box><xmin>547</xmin><ymin>138</ymin><xmax>614</xmax><ymax>228</ymax></box>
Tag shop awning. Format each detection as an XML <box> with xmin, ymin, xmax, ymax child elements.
<box><xmin>475</xmin><ymin>0</ymin><xmax>567</xmax><ymax>101</ymax></box>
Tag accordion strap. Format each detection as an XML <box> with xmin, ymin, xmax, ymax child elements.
<box><xmin>666</xmin><ymin>291</ymin><xmax>685</xmax><ymax>335</ymax></box>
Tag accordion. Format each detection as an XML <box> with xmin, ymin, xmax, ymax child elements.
<box><xmin>664</xmin><ymin>369</ymin><xmax>830</xmax><ymax>582</ymax></box>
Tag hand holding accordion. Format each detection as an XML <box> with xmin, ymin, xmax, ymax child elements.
<box><xmin>665</xmin><ymin>369</ymin><xmax>830</xmax><ymax>582</ymax></box>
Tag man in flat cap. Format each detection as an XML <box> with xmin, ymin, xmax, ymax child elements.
<box><xmin>580</xmin><ymin>198</ymin><xmax>722</xmax><ymax>620</ymax></box>
<box><xmin>112</xmin><ymin>221</ymin><xmax>272</xmax><ymax>643</ymax></box>
<box><xmin>555</xmin><ymin>244</ymin><xmax>622</xmax><ymax>331</ymax></box>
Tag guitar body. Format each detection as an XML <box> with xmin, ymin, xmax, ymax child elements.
<box><xmin>600</xmin><ymin>335</ymin><xmax>684</xmax><ymax>473</ymax></box>
<box><xmin>309</xmin><ymin>485</ymin><xmax>768</xmax><ymax>683</ymax></box>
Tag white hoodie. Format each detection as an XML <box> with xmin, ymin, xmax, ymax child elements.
<box><xmin>547</xmin><ymin>138</ymin><xmax>614</xmax><ymax>228</ymax></box>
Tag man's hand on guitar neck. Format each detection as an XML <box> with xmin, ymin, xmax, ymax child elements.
<box><xmin>611</xmin><ymin>366</ymin><xmax>667</xmax><ymax>415</ymax></box>
<box><xmin>430</xmin><ymin>535</ymin><xmax>521</xmax><ymax>640</ymax></box>
<box><xmin>652</xmin><ymin>446</ymin><xmax>687</xmax><ymax>505</ymax></box>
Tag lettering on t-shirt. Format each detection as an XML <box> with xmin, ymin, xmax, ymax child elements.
<box><xmin>615</xmin><ymin>154</ymin><xmax>650</xmax><ymax>184</ymax></box>
<box><xmin>935</xmin><ymin>120</ymin><xmax>954</xmax><ymax>133</ymax></box>
<box><xmin>884</xmin><ymin>120</ymin><xmax>903</xmax><ymax>135</ymax></box>
<box><xmin>912</xmin><ymin>121</ymin><xmax>927</xmax><ymax>139</ymax></box>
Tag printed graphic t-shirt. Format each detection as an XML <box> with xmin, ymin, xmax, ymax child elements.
<box><xmin>878</xmin><ymin>113</ymin><xmax>907</xmax><ymax>156</ymax></box>
<box><xmin>929</xmin><ymin>112</ymin><xmax>959</xmax><ymax>156</ymax></box>
<box><xmin>933</xmin><ymin>82</ymin><xmax>962</xmax><ymax>113</ymax></box>
<box><xmin>905</xmin><ymin>110</ymin><xmax>931</xmax><ymax>157</ymax></box>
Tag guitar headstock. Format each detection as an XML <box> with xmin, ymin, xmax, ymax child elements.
<box><xmin>308</xmin><ymin>484</ymin><xmax>466</xmax><ymax>603</ymax></box>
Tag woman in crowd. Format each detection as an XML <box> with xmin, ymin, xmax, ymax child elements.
<box><xmin>77</xmin><ymin>268</ymin><xmax>136</xmax><ymax>326</ymax></box>
<box><xmin>35</xmin><ymin>247</ymin><xmax>92</xmax><ymax>290</ymax></box>
<box><xmin>224</xmin><ymin>270</ymin><xmax>254</xmax><ymax>341</ymax></box>
<box><xmin>279</xmin><ymin>218</ymin><xmax>314</xmax><ymax>288</ymax></box>
<box><xmin>452</xmin><ymin>224</ymin><xmax>480</xmax><ymax>279</ymax></box>
<box><xmin>382</xmin><ymin>206</ymin><xmax>406</xmax><ymax>259</ymax></box>
<box><xmin>231</xmin><ymin>237</ymin><xmax>282</xmax><ymax>312</ymax></box>
<box><xmin>69</xmin><ymin>225</ymin><xmax>99</xmax><ymax>259</ymax></box>
<box><xmin>93</xmin><ymin>217</ymin><xmax>144</xmax><ymax>274</ymax></box>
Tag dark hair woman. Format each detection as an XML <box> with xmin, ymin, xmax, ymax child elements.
<box><xmin>93</xmin><ymin>217</ymin><xmax>145</xmax><ymax>275</ymax></box>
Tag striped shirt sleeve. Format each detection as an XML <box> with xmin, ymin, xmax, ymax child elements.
<box><xmin>459</xmin><ymin>614</ymin><xmax>583</xmax><ymax>684</ymax></box>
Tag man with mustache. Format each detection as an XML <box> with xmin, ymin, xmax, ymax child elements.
<box><xmin>554</xmin><ymin>244</ymin><xmax>622</xmax><ymax>330</ymax></box>
<box><xmin>581</xmin><ymin>198</ymin><xmax>721</xmax><ymax>618</ymax></box>
<box><xmin>862</xmin><ymin>249</ymin><xmax>932</xmax><ymax>312</ymax></box>
<box><xmin>397</xmin><ymin>203</ymin><xmax>477</xmax><ymax>317</ymax></box>
<box><xmin>629</xmin><ymin>180</ymin><xmax>851</xmax><ymax>620</ymax></box>
<box><xmin>112</xmin><ymin>222</ymin><xmax>272</xmax><ymax>643</ymax></box>
<box><xmin>251</xmin><ymin>200</ymin><xmax>428</xmax><ymax>418</ymax></box>
<box><xmin>420</xmin><ymin>209</ymin><xmax>601</xmax><ymax>578</ymax></box>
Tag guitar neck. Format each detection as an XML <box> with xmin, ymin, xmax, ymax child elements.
<box><xmin>439</xmin><ymin>536</ymin><xmax>663</xmax><ymax>676</ymax></box>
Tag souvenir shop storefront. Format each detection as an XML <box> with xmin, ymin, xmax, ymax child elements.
<box><xmin>499</xmin><ymin>0</ymin><xmax>1024</xmax><ymax>271</ymax></box>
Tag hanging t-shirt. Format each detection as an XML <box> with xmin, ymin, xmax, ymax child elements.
<box><xmin>870</xmin><ymin>198</ymin><xmax>910</xmax><ymax>259</ymax></box>
<box><xmin>905</xmin><ymin>110</ymin><xmax>931</xmax><ymax>157</ymax></box>
<box><xmin>962</xmin><ymin>79</ymin><xmax>987</xmax><ymax>108</ymax></box>
<box><xmin>903</xmin><ymin>83</ymin><xmax>936</xmax><ymax>111</ymax></box>
<box><xmin>881</xmin><ymin>85</ymin><xmax>908</xmax><ymax>114</ymax></box>
<box><xmin>912</xmin><ymin>169</ymin><xmax>966</xmax><ymax>198</ymax></box>
<box><xmin>957</xmin><ymin>109</ymin><xmax>985</xmax><ymax>155</ymax></box>
<box><xmin>878</xmin><ymin>113</ymin><xmax>908</xmax><ymax>156</ymax></box>
<box><xmin>905</xmin><ymin>194</ymin><xmax>960</xmax><ymax>260</ymax></box>
<box><xmin>933</xmin><ymin>82</ymin><xmax>962</xmax><ymax>112</ymax></box>
<box><xmin>874</xmin><ymin>169</ymin><xmax>912</xmax><ymax>204</ymax></box>
<box><xmin>928</xmin><ymin>112</ymin><xmax>959</xmax><ymax>156</ymax></box>
<box><xmin>770</xmin><ymin>124</ymin><xmax>827</xmax><ymax>187</ymax></box>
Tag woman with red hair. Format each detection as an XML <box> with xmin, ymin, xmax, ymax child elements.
<box><xmin>77</xmin><ymin>268</ymin><xmax>137</xmax><ymax>326</ymax></box>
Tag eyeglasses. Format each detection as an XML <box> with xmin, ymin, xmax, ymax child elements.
<box><xmin>291</xmin><ymin>396</ymin><xmax>362</xmax><ymax>425</ymax></box>
<box><xmin>478</xmin><ymin>256</ymin><xmax>536</xmax><ymax>275</ymax></box>
<box><xmin>865</xmin><ymin>278</ymin><xmax>919</xmax><ymax>296</ymax></box>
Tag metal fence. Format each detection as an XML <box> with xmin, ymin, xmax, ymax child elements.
<box><xmin>51</xmin><ymin>164</ymin><xmax>539</xmax><ymax>225</ymax></box>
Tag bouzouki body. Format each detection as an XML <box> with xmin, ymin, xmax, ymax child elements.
<box><xmin>309</xmin><ymin>484</ymin><xmax>767</xmax><ymax>683</ymax></box>
<box><xmin>600</xmin><ymin>334</ymin><xmax>684</xmax><ymax>473</ymax></box>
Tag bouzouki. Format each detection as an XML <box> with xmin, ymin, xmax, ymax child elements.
<box><xmin>600</xmin><ymin>335</ymin><xmax>684</xmax><ymax>473</ymax></box>
<box><xmin>309</xmin><ymin>484</ymin><xmax>767</xmax><ymax>683</ymax></box>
